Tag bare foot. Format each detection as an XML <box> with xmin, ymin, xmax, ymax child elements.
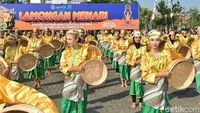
<box><xmin>131</xmin><ymin>103</ymin><xmax>136</xmax><ymax>109</ymax></box>
<box><xmin>139</xmin><ymin>102</ymin><xmax>142</xmax><ymax>108</ymax></box>
<box><xmin>125</xmin><ymin>84</ymin><xmax>129</xmax><ymax>87</ymax></box>
<box><xmin>45</xmin><ymin>70</ymin><xmax>51</xmax><ymax>76</ymax></box>
<box><xmin>121</xmin><ymin>84</ymin><xmax>124</xmax><ymax>87</ymax></box>
<box><xmin>33</xmin><ymin>84</ymin><xmax>38</xmax><ymax>89</ymax></box>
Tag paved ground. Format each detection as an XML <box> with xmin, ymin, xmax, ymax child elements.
<box><xmin>23</xmin><ymin>62</ymin><xmax>200</xmax><ymax>113</ymax></box>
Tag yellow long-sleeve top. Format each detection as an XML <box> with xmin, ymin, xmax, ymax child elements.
<box><xmin>60</xmin><ymin>44</ymin><xmax>97</xmax><ymax>75</ymax></box>
<box><xmin>0</xmin><ymin>76</ymin><xmax>58</xmax><ymax>113</ymax></box>
<box><xmin>111</xmin><ymin>39</ymin><xmax>120</xmax><ymax>52</ymax></box>
<box><xmin>115</xmin><ymin>38</ymin><xmax>129</xmax><ymax>55</ymax></box>
<box><xmin>5</xmin><ymin>45</ymin><xmax>23</xmax><ymax>66</ymax></box>
<box><xmin>141</xmin><ymin>50</ymin><xmax>172</xmax><ymax>84</ymax></box>
<box><xmin>0</xmin><ymin>38</ymin><xmax>4</xmax><ymax>49</ymax></box>
<box><xmin>42</xmin><ymin>35</ymin><xmax>53</xmax><ymax>44</ymax></box>
<box><xmin>0</xmin><ymin>56</ymin><xmax>8</xmax><ymax>68</ymax></box>
<box><xmin>26</xmin><ymin>38</ymin><xmax>44</xmax><ymax>52</ymax></box>
<box><xmin>85</xmin><ymin>35</ymin><xmax>95</xmax><ymax>43</ymax></box>
<box><xmin>126</xmin><ymin>44</ymin><xmax>146</xmax><ymax>66</ymax></box>
<box><xmin>176</xmin><ymin>34</ymin><xmax>191</xmax><ymax>46</ymax></box>
<box><xmin>164</xmin><ymin>38</ymin><xmax>180</xmax><ymax>51</ymax></box>
<box><xmin>140</xmin><ymin>36</ymin><xmax>149</xmax><ymax>46</ymax></box>
<box><xmin>191</xmin><ymin>39</ymin><xmax>200</xmax><ymax>60</ymax></box>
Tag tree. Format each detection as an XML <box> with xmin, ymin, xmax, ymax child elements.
<box><xmin>186</xmin><ymin>8</ymin><xmax>200</xmax><ymax>27</ymax></box>
<box><xmin>139</xmin><ymin>6</ymin><xmax>152</xmax><ymax>30</ymax></box>
<box><xmin>153</xmin><ymin>0</ymin><xmax>184</xmax><ymax>30</ymax></box>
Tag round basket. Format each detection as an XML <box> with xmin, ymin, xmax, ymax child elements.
<box><xmin>50</xmin><ymin>39</ymin><xmax>62</xmax><ymax>51</ymax></box>
<box><xmin>167</xmin><ymin>59</ymin><xmax>195</xmax><ymax>90</ymax></box>
<box><xmin>37</xmin><ymin>44</ymin><xmax>55</xmax><ymax>59</ymax></box>
<box><xmin>17</xmin><ymin>53</ymin><xmax>38</xmax><ymax>72</ymax></box>
<box><xmin>88</xmin><ymin>45</ymin><xmax>102</xmax><ymax>59</ymax></box>
<box><xmin>0</xmin><ymin>61</ymin><xmax>6</xmax><ymax>74</ymax></box>
<box><xmin>89</xmin><ymin>40</ymin><xmax>98</xmax><ymax>46</ymax></box>
<box><xmin>0</xmin><ymin>104</ymin><xmax>43</xmax><ymax>113</ymax></box>
<box><xmin>81</xmin><ymin>59</ymin><xmax>107</xmax><ymax>86</ymax></box>
<box><xmin>187</xmin><ymin>38</ymin><xmax>195</xmax><ymax>46</ymax></box>
<box><xmin>177</xmin><ymin>45</ymin><xmax>191</xmax><ymax>59</ymax></box>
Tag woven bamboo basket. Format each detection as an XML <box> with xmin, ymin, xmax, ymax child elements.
<box><xmin>17</xmin><ymin>53</ymin><xmax>38</xmax><ymax>72</ymax></box>
<box><xmin>50</xmin><ymin>39</ymin><xmax>62</xmax><ymax>51</ymax></box>
<box><xmin>37</xmin><ymin>44</ymin><xmax>55</xmax><ymax>59</ymax></box>
<box><xmin>81</xmin><ymin>59</ymin><xmax>107</xmax><ymax>86</ymax></box>
<box><xmin>177</xmin><ymin>45</ymin><xmax>192</xmax><ymax>59</ymax></box>
<box><xmin>0</xmin><ymin>104</ymin><xmax>43</xmax><ymax>113</ymax></box>
<box><xmin>167</xmin><ymin>59</ymin><xmax>195</xmax><ymax>89</ymax></box>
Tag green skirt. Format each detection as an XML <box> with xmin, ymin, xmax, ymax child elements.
<box><xmin>14</xmin><ymin>73</ymin><xmax>24</xmax><ymax>83</ymax></box>
<box><xmin>129</xmin><ymin>80</ymin><xmax>144</xmax><ymax>97</ymax></box>
<box><xmin>43</xmin><ymin>56</ymin><xmax>55</xmax><ymax>69</ymax></box>
<box><xmin>119</xmin><ymin>65</ymin><xmax>130</xmax><ymax>81</ymax></box>
<box><xmin>28</xmin><ymin>59</ymin><xmax>45</xmax><ymax>79</ymax></box>
<box><xmin>103</xmin><ymin>49</ymin><xmax>110</xmax><ymax>57</ymax></box>
<box><xmin>108</xmin><ymin>51</ymin><xmax>114</xmax><ymax>58</ymax></box>
<box><xmin>112</xmin><ymin>60</ymin><xmax>119</xmax><ymax>69</ymax></box>
<box><xmin>61</xmin><ymin>89</ymin><xmax>88</xmax><ymax>113</ymax></box>
<box><xmin>195</xmin><ymin>74</ymin><xmax>200</xmax><ymax>92</ymax></box>
<box><xmin>54</xmin><ymin>51</ymin><xmax>61</xmax><ymax>63</ymax></box>
<box><xmin>141</xmin><ymin>94</ymin><xmax>170</xmax><ymax>113</ymax></box>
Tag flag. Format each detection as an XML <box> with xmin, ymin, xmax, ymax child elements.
<box><xmin>150</xmin><ymin>0</ymin><xmax>158</xmax><ymax>21</ymax></box>
<box><xmin>168</xmin><ymin>0</ymin><xmax>173</xmax><ymax>18</ymax></box>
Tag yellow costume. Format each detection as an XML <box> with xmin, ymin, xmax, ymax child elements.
<box><xmin>176</xmin><ymin>34</ymin><xmax>190</xmax><ymax>46</ymax></box>
<box><xmin>164</xmin><ymin>38</ymin><xmax>180</xmax><ymax>51</ymax></box>
<box><xmin>26</xmin><ymin>38</ymin><xmax>44</xmax><ymax>52</ymax></box>
<box><xmin>141</xmin><ymin>50</ymin><xmax>172</xmax><ymax>84</ymax></box>
<box><xmin>191</xmin><ymin>39</ymin><xmax>200</xmax><ymax>60</ymax></box>
<box><xmin>60</xmin><ymin>44</ymin><xmax>97</xmax><ymax>113</ymax></box>
<box><xmin>126</xmin><ymin>45</ymin><xmax>146</xmax><ymax>66</ymax></box>
<box><xmin>42</xmin><ymin>35</ymin><xmax>53</xmax><ymax>44</ymax></box>
<box><xmin>5</xmin><ymin>46</ymin><xmax>23</xmax><ymax>66</ymax></box>
<box><xmin>0</xmin><ymin>76</ymin><xmax>58</xmax><ymax>113</ymax></box>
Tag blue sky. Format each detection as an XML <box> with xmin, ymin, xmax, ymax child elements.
<box><xmin>137</xmin><ymin>0</ymin><xmax>200</xmax><ymax>11</ymax></box>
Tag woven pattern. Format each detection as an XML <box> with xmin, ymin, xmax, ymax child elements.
<box><xmin>1</xmin><ymin>104</ymin><xmax>43</xmax><ymax>113</ymax></box>
<box><xmin>89</xmin><ymin>40</ymin><xmax>98</xmax><ymax>46</ymax></box>
<box><xmin>0</xmin><ymin>61</ymin><xmax>6</xmax><ymax>74</ymax></box>
<box><xmin>51</xmin><ymin>40</ymin><xmax>62</xmax><ymax>51</ymax></box>
<box><xmin>177</xmin><ymin>46</ymin><xmax>191</xmax><ymax>59</ymax></box>
<box><xmin>187</xmin><ymin>38</ymin><xmax>195</xmax><ymax>46</ymax></box>
<box><xmin>18</xmin><ymin>53</ymin><xmax>38</xmax><ymax>72</ymax></box>
<box><xmin>81</xmin><ymin>60</ymin><xmax>107</xmax><ymax>85</ymax></box>
<box><xmin>168</xmin><ymin>60</ymin><xmax>195</xmax><ymax>89</ymax></box>
<box><xmin>38</xmin><ymin>44</ymin><xmax>54</xmax><ymax>58</ymax></box>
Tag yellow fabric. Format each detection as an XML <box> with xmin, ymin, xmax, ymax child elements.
<box><xmin>26</xmin><ymin>38</ymin><xmax>44</xmax><ymax>52</ymax></box>
<box><xmin>5</xmin><ymin>46</ymin><xmax>23</xmax><ymax>66</ymax></box>
<box><xmin>60</xmin><ymin>44</ymin><xmax>93</xmax><ymax>75</ymax></box>
<box><xmin>0</xmin><ymin>76</ymin><xmax>58</xmax><ymax>113</ymax></box>
<box><xmin>140</xmin><ymin>36</ymin><xmax>149</xmax><ymax>46</ymax></box>
<box><xmin>85</xmin><ymin>35</ymin><xmax>95</xmax><ymax>43</ymax></box>
<box><xmin>116</xmin><ymin>39</ymin><xmax>129</xmax><ymax>55</ymax></box>
<box><xmin>164</xmin><ymin>38</ymin><xmax>180</xmax><ymax>51</ymax></box>
<box><xmin>42</xmin><ymin>35</ymin><xmax>53</xmax><ymax>44</ymax></box>
<box><xmin>111</xmin><ymin>39</ymin><xmax>120</xmax><ymax>52</ymax></box>
<box><xmin>0</xmin><ymin>38</ymin><xmax>4</xmax><ymax>49</ymax></box>
<box><xmin>141</xmin><ymin>50</ymin><xmax>172</xmax><ymax>84</ymax></box>
<box><xmin>126</xmin><ymin>45</ymin><xmax>146</xmax><ymax>66</ymax></box>
<box><xmin>191</xmin><ymin>39</ymin><xmax>200</xmax><ymax>60</ymax></box>
<box><xmin>176</xmin><ymin>34</ymin><xmax>191</xmax><ymax>46</ymax></box>
<box><xmin>0</xmin><ymin>56</ymin><xmax>8</xmax><ymax>68</ymax></box>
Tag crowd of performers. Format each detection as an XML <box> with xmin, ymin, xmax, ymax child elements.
<box><xmin>0</xmin><ymin>26</ymin><xmax>200</xmax><ymax>113</ymax></box>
